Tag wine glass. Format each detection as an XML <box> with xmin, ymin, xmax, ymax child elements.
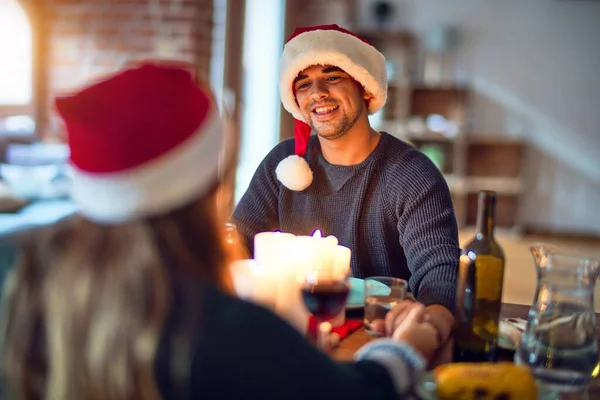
<box><xmin>223</xmin><ymin>222</ymin><xmax>249</xmax><ymax>261</ymax></box>
<box><xmin>300</xmin><ymin>267</ymin><xmax>350</xmax><ymax>351</ymax></box>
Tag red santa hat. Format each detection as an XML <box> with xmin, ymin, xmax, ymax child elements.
<box><xmin>276</xmin><ymin>24</ymin><xmax>387</xmax><ymax>191</ymax></box>
<box><xmin>55</xmin><ymin>63</ymin><xmax>223</xmax><ymax>223</ymax></box>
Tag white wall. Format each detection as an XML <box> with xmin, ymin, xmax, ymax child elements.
<box><xmin>357</xmin><ymin>0</ymin><xmax>600</xmax><ymax>234</ymax></box>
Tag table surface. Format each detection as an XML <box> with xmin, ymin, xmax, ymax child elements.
<box><xmin>334</xmin><ymin>302</ymin><xmax>600</xmax><ymax>399</ymax></box>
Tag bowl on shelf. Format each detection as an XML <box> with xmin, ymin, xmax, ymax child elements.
<box><xmin>0</xmin><ymin>163</ymin><xmax>61</xmax><ymax>199</ymax></box>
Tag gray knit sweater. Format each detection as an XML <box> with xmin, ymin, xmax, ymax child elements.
<box><xmin>232</xmin><ymin>132</ymin><xmax>460</xmax><ymax>311</ymax></box>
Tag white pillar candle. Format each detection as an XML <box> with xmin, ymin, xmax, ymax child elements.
<box><xmin>309</xmin><ymin>229</ymin><xmax>335</xmax><ymax>272</ymax></box>
<box><xmin>254</xmin><ymin>231</ymin><xmax>296</xmax><ymax>271</ymax></box>
<box><xmin>276</xmin><ymin>269</ymin><xmax>310</xmax><ymax>333</ymax></box>
<box><xmin>275</xmin><ymin>234</ymin><xmax>319</xmax><ymax>333</ymax></box>
<box><xmin>251</xmin><ymin>230</ymin><xmax>348</xmax><ymax>334</ymax></box>
<box><xmin>333</xmin><ymin>245</ymin><xmax>352</xmax><ymax>278</ymax></box>
<box><xmin>331</xmin><ymin>244</ymin><xmax>352</xmax><ymax>327</ymax></box>
<box><xmin>254</xmin><ymin>231</ymin><xmax>315</xmax><ymax>333</ymax></box>
<box><xmin>274</xmin><ymin>230</ymin><xmax>337</xmax><ymax>334</ymax></box>
<box><xmin>229</xmin><ymin>259</ymin><xmax>278</xmax><ymax>311</ymax></box>
<box><xmin>324</xmin><ymin>234</ymin><xmax>339</xmax><ymax>247</ymax></box>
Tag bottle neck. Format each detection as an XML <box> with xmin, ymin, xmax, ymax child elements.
<box><xmin>475</xmin><ymin>192</ymin><xmax>497</xmax><ymax>239</ymax></box>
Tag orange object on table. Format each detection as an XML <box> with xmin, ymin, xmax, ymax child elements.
<box><xmin>308</xmin><ymin>316</ymin><xmax>363</xmax><ymax>340</ymax></box>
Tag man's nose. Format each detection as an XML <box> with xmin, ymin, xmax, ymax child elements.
<box><xmin>309</xmin><ymin>80</ymin><xmax>329</xmax><ymax>102</ymax></box>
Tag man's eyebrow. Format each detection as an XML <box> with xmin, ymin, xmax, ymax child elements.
<box><xmin>294</xmin><ymin>66</ymin><xmax>346</xmax><ymax>85</ymax></box>
<box><xmin>322</xmin><ymin>66</ymin><xmax>344</xmax><ymax>74</ymax></box>
<box><xmin>293</xmin><ymin>74</ymin><xmax>308</xmax><ymax>85</ymax></box>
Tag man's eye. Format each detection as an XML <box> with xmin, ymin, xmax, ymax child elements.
<box><xmin>327</xmin><ymin>76</ymin><xmax>341</xmax><ymax>82</ymax></box>
<box><xmin>296</xmin><ymin>82</ymin><xmax>310</xmax><ymax>91</ymax></box>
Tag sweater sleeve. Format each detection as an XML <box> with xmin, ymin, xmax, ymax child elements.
<box><xmin>189</xmin><ymin>291</ymin><xmax>425</xmax><ymax>400</ymax></box>
<box><xmin>231</xmin><ymin>140</ymin><xmax>293</xmax><ymax>254</ymax></box>
<box><xmin>391</xmin><ymin>149</ymin><xmax>461</xmax><ymax>312</ymax></box>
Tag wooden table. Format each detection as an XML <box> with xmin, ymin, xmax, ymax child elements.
<box><xmin>334</xmin><ymin>303</ymin><xmax>600</xmax><ymax>399</ymax></box>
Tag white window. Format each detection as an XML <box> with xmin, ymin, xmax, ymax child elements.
<box><xmin>0</xmin><ymin>0</ymin><xmax>33</xmax><ymax>110</ymax></box>
<box><xmin>236</xmin><ymin>0</ymin><xmax>285</xmax><ymax>203</ymax></box>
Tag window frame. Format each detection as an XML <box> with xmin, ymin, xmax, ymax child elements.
<box><xmin>0</xmin><ymin>0</ymin><xmax>44</xmax><ymax>137</ymax></box>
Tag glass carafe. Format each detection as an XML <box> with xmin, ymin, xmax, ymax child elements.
<box><xmin>517</xmin><ymin>246</ymin><xmax>600</xmax><ymax>393</ymax></box>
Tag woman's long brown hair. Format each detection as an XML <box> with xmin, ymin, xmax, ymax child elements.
<box><xmin>0</xmin><ymin>184</ymin><xmax>236</xmax><ymax>399</ymax></box>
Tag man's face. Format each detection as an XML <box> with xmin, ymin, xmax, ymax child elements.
<box><xmin>293</xmin><ymin>64</ymin><xmax>371</xmax><ymax>140</ymax></box>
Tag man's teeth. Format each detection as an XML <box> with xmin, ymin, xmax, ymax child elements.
<box><xmin>314</xmin><ymin>105</ymin><xmax>337</xmax><ymax>114</ymax></box>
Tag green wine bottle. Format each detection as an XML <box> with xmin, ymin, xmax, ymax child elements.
<box><xmin>454</xmin><ymin>190</ymin><xmax>506</xmax><ymax>362</ymax></box>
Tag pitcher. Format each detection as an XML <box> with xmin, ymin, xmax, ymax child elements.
<box><xmin>516</xmin><ymin>245</ymin><xmax>600</xmax><ymax>392</ymax></box>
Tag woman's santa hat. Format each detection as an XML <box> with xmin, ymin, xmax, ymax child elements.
<box><xmin>55</xmin><ymin>63</ymin><xmax>224</xmax><ymax>223</ymax></box>
<box><xmin>276</xmin><ymin>24</ymin><xmax>387</xmax><ymax>191</ymax></box>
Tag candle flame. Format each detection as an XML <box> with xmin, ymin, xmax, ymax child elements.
<box><xmin>312</xmin><ymin>229</ymin><xmax>323</xmax><ymax>238</ymax></box>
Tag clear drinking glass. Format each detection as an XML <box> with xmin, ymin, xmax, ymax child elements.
<box><xmin>223</xmin><ymin>222</ymin><xmax>248</xmax><ymax>261</ymax></box>
<box><xmin>363</xmin><ymin>276</ymin><xmax>408</xmax><ymax>337</ymax></box>
<box><xmin>516</xmin><ymin>249</ymin><xmax>600</xmax><ymax>395</ymax></box>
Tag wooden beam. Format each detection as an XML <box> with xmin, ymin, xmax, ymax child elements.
<box><xmin>216</xmin><ymin>0</ymin><xmax>245</xmax><ymax>219</ymax></box>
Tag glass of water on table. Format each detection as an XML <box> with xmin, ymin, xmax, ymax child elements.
<box><xmin>364</xmin><ymin>276</ymin><xmax>408</xmax><ymax>336</ymax></box>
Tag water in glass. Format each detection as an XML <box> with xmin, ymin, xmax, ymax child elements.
<box><xmin>363</xmin><ymin>277</ymin><xmax>407</xmax><ymax>337</ymax></box>
<box><xmin>364</xmin><ymin>295</ymin><xmax>401</xmax><ymax>336</ymax></box>
<box><xmin>516</xmin><ymin>247</ymin><xmax>600</xmax><ymax>392</ymax></box>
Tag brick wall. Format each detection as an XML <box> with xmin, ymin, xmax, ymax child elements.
<box><xmin>30</xmin><ymin>0</ymin><xmax>214</xmax><ymax>140</ymax></box>
<box><xmin>17</xmin><ymin>0</ymin><xmax>353</xmax><ymax>141</ymax></box>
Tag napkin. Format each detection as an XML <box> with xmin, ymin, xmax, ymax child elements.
<box><xmin>498</xmin><ymin>317</ymin><xmax>527</xmax><ymax>349</ymax></box>
<box><xmin>308</xmin><ymin>316</ymin><xmax>363</xmax><ymax>340</ymax></box>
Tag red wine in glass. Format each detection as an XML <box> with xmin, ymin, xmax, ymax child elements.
<box><xmin>301</xmin><ymin>280</ymin><xmax>350</xmax><ymax>321</ymax></box>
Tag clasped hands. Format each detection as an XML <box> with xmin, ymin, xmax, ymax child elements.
<box><xmin>369</xmin><ymin>299</ymin><xmax>454</xmax><ymax>365</ymax></box>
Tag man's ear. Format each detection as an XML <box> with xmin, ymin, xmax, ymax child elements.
<box><xmin>363</xmin><ymin>91</ymin><xmax>374</xmax><ymax>101</ymax></box>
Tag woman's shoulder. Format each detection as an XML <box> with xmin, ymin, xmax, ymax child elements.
<box><xmin>166</xmin><ymin>279</ymin><xmax>279</xmax><ymax>331</ymax></box>
<box><xmin>202</xmin><ymin>282</ymin><xmax>276</xmax><ymax>323</ymax></box>
<box><xmin>160</xmin><ymin>279</ymin><xmax>300</xmax><ymax>357</ymax></box>
<box><xmin>156</xmin><ymin>281</ymin><xmax>276</xmax><ymax>394</ymax></box>
<box><xmin>155</xmin><ymin>280</ymin><xmax>308</xmax><ymax>397</ymax></box>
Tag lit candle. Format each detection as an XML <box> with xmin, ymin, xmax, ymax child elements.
<box><xmin>254</xmin><ymin>231</ymin><xmax>296</xmax><ymax>271</ymax></box>
<box><xmin>331</xmin><ymin>244</ymin><xmax>352</xmax><ymax>327</ymax></box>
<box><xmin>250</xmin><ymin>230</ymin><xmax>347</xmax><ymax>335</ymax></box>
<box><xmin>333</xmin><ymin>245</ymin><xmax>352</xmax><ymax>278</ymax></box>
<box><xmin>324</xmin><ymin>234</ymin><xmax>339</xmax><ymax>247</ymax></box>
<box><xmin>310</xmin><ymin>229</ymin><xmax>335</xmax><ymax>271</ymax></box>
<box><xmin>230</xmin><ymin>259</ymin><xmax>278</xmax><ymax>311</ymax></box>
<box><xmin>275</xmin><ymin>229</ymin><xmax>336</xmax><ymax>334</ymax></box>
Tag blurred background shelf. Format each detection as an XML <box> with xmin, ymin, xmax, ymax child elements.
<box><xmin>444</xmin><ymin>176</ymin><xmax>523</xmax><ymax>196</ymax></box>
<box><xmin>360</xmin><ymin>26</ymin><xmax>527</xmax><ymax>231</ymax></box>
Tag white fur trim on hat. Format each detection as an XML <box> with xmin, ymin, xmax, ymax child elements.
<box><xmin>70</xmin><ymin>110</ymin><xmax>223</xmax><ymax>223</ymax></box>
<box><xmin>279</xmin><ymin>29</ymin><xmax>387</xmax><ymax>122</ymax></box>
<box><xmin>275</xmin><ymin>155</ymin><xmax>313</xmax><ymax>191</ymax></box>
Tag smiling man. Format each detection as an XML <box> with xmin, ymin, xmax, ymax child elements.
<box><xmin>232</xmin><ymin>25</ymin><xmax>460</xmax><ymax>345</ymax></box>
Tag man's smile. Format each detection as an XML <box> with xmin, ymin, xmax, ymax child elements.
<box><xmin>311</xmin><ymin>104</ymin><xmax>339</xmax><ymax>121</ymax></box>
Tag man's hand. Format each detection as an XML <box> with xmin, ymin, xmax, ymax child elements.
<box><xmin>386</xmin><ymin>303</ymin><xmax>441</xmax><ymax>361</ymax></box>
<box><xmin>385</xmin><ymin>300</ymin><xmax>455</xmax><ymax>346</ymax></box>
<box><xmin>423</xmin><ymin>303</ymin><xmax>455</xmax><ymax>345</ymax></box>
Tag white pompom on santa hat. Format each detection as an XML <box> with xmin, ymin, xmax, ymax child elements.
<box><xmin>55</xmin><ymin>63</ymin><xmax>224</xmax><ymax>223</ymax></box>
<box><xmin>276</xmin><ymin>24</ymin><xmax>388</xmax><ymax>191</ymax></box>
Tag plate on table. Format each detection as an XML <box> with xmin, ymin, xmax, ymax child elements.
<box><xmin>498</xmin><ymin>317</ymin><xmax>527</xmax><ymax>351</ymax></box>
<box><xmin>346</xmin><ymin>277</ymin><xmax>390</xmax><ymax>310</ymax></box>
